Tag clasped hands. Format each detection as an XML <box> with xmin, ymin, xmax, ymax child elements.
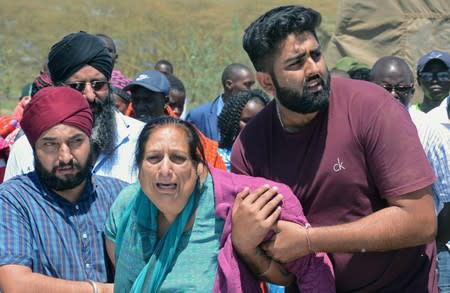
<box><xmin>231</xmin><ymin>185</ymin><xmax>311</xmax><ymax>263</ymax></box>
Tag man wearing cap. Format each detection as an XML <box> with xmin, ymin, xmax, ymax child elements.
<box><xmin>4</xmin><ymin>31</ymin><xmax>144</xmax><ymax>183</ymax></box>
<box><xmin>416</xmin><ymin>50</ymin><xmax>450</xmax><ymax>116</ymax></box>
<box><xmin>124</xmin><ymin>70</ymin><xmax>170</xmax><ymax>123</ymax></box>
<box><xmin>0</xmin><ymin>87</ymin><xmax>127</xmax><ymax>292</ymax></box>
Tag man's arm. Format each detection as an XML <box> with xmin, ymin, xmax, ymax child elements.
<box><xmin>0</xmin><ymin>265</ymin><xmax>113</xmax><ymax>293</ymax></box>
<box><xmin>261</xmin><ymin>186</ymin><xmax>436</xmax><ymax>263</ymax></box>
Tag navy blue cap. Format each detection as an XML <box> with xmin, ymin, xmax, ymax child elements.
<box><xmin>124</xmin><ymin>70</ymin><xmax>170</xmax><ymax>95</ymax></box>
<box><xmin>417</xmin><ymin>50</ymin><xmax>450</xmax><ymax>75</ymax></box>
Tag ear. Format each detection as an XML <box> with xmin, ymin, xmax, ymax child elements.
<box><xmin>225</xmin><ymin>80</ymin><xmax>233</xmax><ymax>92</ymax></box>
<box><xmin>196</xmin><ymin>162</ymin><xmax>207</xmax><ymax>184</ymax></box>
<box><xmin>256</xmin><ymin>72</ymin><xmax>275</xmax><ymax>96</ymax></box>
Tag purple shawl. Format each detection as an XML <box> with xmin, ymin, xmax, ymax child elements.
<box><xmin>210</xmin><ymin>167</ymin><xmax>335</xmax><ymax>292</ymax></box>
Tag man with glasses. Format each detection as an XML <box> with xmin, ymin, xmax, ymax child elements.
<box><xmin>370</xmin><ymin>55</ymin><xmax>450</xmax><ymax>292</ymax></box>
<box><xmin>415</xmin><ymin>50</ymin><xmax>450</xmax><ymax>115</ymax></box>
<box><xmin>4</xmin><ymin>31</ymin><xmax>144</xmax><ymax>183</ymax></box>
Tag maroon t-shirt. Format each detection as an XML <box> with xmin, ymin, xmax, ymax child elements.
<box><xmin>231</xmin><ymin>77</ymin><xmax>437</xmax><ymax>292</ymax></box>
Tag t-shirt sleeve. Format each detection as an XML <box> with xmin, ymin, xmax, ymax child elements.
<box><xmin>0</xmin><ymin>190</ymin><xmax>33</xmax><ymax>267</ymax></box>
<box><xmin>361</xmin><ymin>97</ymin><xmax>435</xmax><ymax>197</ymax></box>
<box><xmin>230</xmin><ymin>135</ymin><xmax>253</xmax><ymax>176</ymax></box>
<box><xmin>104</xmin><ymin>183</ymin><xmax>140</xmax><ymax>243</ymax></box>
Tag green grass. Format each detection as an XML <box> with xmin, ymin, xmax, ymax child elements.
<box><xmin>0</xmin><ymin>0</ymin><xmax>336</xmax><ymax>114</ymax></box>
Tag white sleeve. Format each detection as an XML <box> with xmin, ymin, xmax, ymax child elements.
<box><xmin>4</xmin><ymin>135</ymin><xmax>34</xmax><ymax>181</ymax></box>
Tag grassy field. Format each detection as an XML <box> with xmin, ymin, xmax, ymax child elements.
<box><xmin>0</xmin><ymin>0</ymin><xmax>337</xmax><ymax>113</ymax></box>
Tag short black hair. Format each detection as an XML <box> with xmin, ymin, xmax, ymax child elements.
<box><xmin>166</xmin><ymin>74</ymin><xmax>185</xmax><ymax>92</ymax></box>
<box><xmin>218</xmin><ymin>89</ymin><xmax>269</xmax><ymax>149</ymax></box>
<box><xmin>243</xmin><ymin>5</ymin><xmax>321</xmax><ymax>72</ymax></box>
<box><xmin>95</xmin><ymin>33</ymin><xmax>117</xmax><ymax>53</ymax></box>
<box><xmin>155</xmin><ymin>59</ymin><xmax>174</xmax><ymax>74</ymax></box>
<box><xmin>221</xmin><ymin>63</ymin><xmax>252</xmax><ymax>88</ymax></box>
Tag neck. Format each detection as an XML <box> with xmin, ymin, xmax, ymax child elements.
<box><xmin>421</xmin><ymin>96</ymin><xmax>443</xmax><ymax>113</ymax></box>
<box><xmin>53</xmin><ymin>180</ymin><xmax>87</xmax><ymax>204</ymax></box>
<box><xmin>276</xmin><ymin>101</ymin><xmax>318</xmax><ymax>132</ymax></box>
<box><xmin>157</xmin><ymin>210</ymin><xmax>196</xmax><ymax>239</ymax></box>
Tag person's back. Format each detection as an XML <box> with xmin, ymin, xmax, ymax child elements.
<box><xmin>186</xmin><ymin>63</ymin><xmax>255</xmax><ymax>141</ymax></box>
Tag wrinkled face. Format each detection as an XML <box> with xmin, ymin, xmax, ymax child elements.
<box><xmin>239</xmin><ymin>99</ymin><xmax>265</xmax><ymax>130</ymax></box>
<box><xmin>419</xmin><ymin>60</ymin><xmax>450</xmax><ymax>103</ymax></box>
<box><xmin>270</xmin><ymin>32</ymin><xmax>330</xmax><ymax>114</ymax></box>
<box><xmin>34</xmin><ymin>124</ymin><xmax>92</xmax><ymax>191</ymax></box>
<box><xmin>114</xmin><ymin>94</ymin><xmax>129</xmax><ymax>114</ymax></box>
<box><xmin>231</xmin><ymin>69</ymin><xmax>255</xmax><ymax>94</ymax></box>
<box><xmin>130</xmin><ymin>86</ymin><xmax>166</xmax><ymax>122</ymax></box>
<box><xmin>168</xmin><ymin>89</ymin><xmax>186</xmax><ymax>118</ymax></box>
<box><xmin>138</xmin><ymin>125</ymin><xmax>201</xmax><ymax>221</ymax></box>
<box><xmin>64</xmin><ymin>65</ymin><xmax>110</xmax><ymax>115</ymax></box>
<box><xmin>371</xmin><ymin>62</ymin><xmax>414</xmax><ymax>107</ymax></box>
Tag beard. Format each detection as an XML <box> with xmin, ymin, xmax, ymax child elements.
<box><xmin>272</xmin><ymin>71</ymin><xmax>331</xmax><ymax>114</ymax></box>
<box><xmin>34</xmin><ymin>148</ymin><xmax>94</xmax><ymax>191</ymax></box>
<box><xmin>90</xmin><ymin>92</ymin><xmax>117</xmax><ymax>156</ymax></box>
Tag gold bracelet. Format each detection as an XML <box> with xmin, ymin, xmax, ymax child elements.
<box><xmin>87</xmin><ymin>280</ymin><xmax>99</xmax><ymax>293</ymax></box>
<box><xmin>305</xmin><ymin>223</ymin><xmax>313</xmax><ymax>253</ymax></box>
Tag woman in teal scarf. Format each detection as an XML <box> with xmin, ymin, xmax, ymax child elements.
<box><xmin>104</xmin><ymin>117</ymin><xmax>334</xmax><ymax>292</ymax></box>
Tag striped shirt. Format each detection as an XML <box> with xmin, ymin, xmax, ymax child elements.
<box><xmin>409</xmin><ymin>106</ymin><xmax>450</xmax><ymax>213</ymax></box>
<box><xmin>0</xmin><ymin>172</ymin><xmax>128</xmax><ymax>282</ymax></box>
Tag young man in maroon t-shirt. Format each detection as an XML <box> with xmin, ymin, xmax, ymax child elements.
<box><xmin>230</xmin><ymin>5</ymin><xmax>437</xmax><ymax>292</ymax></box>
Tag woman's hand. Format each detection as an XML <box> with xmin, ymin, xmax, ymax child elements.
<box><xmin>231</xmin><ymin>184</ymin><xmax>283</xmax><ymax>256</ymax></box>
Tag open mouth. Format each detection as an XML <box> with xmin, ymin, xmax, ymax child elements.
<box><xmin>156</xmin><ymin>183</ymin><xmax>177</xmax><ymax>191</ymax></box>
<box><xmin>305</xmin><ymin>79</ymin><xmax>323</xmax><ymax>93</ymax></box>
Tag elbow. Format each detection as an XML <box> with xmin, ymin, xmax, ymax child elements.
<box><xmin>421</xmin><ymin>213</ymin><xmax>437</xmax><ymax>244</ymax></box>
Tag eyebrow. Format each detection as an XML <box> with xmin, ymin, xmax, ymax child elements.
<box><xmin>284</xmin><ymin>45</ymin><xmax>321</xmax><ymax>65</ymax></box>
<box><xmin>40</xmin><ymin>133</ymin><xmax>86</xmax><ymax>141</ymax></box>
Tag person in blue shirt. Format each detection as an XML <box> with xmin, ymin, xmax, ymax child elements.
<box><xmin>0</xmin><ymin>87</ymin><xmax>128</xmax><ymax>293</ymax></box>
<box><xmin>186</xmin><ymin>63</ymin><xmax>255</xmax><ymax>141</ymax></box>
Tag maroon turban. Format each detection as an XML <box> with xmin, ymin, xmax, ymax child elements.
<box><xmin>21</xmin><ymin>87</ymin><xmax>93</xmax><ymax>146</ymax></box>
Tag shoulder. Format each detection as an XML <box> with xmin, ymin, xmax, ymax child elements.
<box><xmin>0</xmin><ymin>173</ymin><xmax>40</xmax><ymax>206</ymax></box>
<box><xmin>187</xmin><ymin>99</ymin><xmax>218</xmax><ymax>118</ymax></box>
<box><xmin>93</xmin><ymin>175</ymin><xmax>129</xmax><ymax>193</ymax></box>
<box><xmin>110</xmin><ymin>183</ymin><xmax>140</xmax><ymax>214</ymax></box>
<box><xmin>115</xmin><ymin>112</ymin><xmax>145</xmax><ymax>137</ymax></box>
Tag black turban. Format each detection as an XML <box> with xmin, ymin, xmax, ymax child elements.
<box><xmin>48</xmin><ymin>31</ymin><xmax>113</xmax><ymax>84</ymax></box>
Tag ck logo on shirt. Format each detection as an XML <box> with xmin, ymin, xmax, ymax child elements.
<box><xmin>333</xmin><ymin>157</ymin><xmax>345</xmax><ymax>172</ymax></box>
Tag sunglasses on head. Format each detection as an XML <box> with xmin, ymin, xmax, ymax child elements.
<box><xmin>64</xmin><ymin>80</ymin><xmax>109</xmax><ymax>92</ymax></box>
<box><xmin>419</xmin><ymin>71</ymin><xmax>450</xmax><ymax>82</ymax></box>
<box><xmin>381</xmin><ymin>84</ymin><xmax>413</xmax><ymax>95</ymax></box>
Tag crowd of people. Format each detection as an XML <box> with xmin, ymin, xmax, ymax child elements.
<box><xmin>0</xmin><ymin>4</ymin><xmax>449</xmax><ymax>293</ymax></box>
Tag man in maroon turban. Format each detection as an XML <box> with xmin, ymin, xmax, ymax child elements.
<box><xmin>0</xmin><ymin>86</ymin><xmax>128</xmax><ymax>292</ymax></box>
<box><xmin>4</xmin><ymin>31</ymin><xmax>144</xmax><ymax>184</ymax></box>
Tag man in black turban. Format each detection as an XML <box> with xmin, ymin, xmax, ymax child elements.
<box><xmin>4</xmin><ymin>31</ymin><xmax>144</xmax><ymax>184</ymax></box>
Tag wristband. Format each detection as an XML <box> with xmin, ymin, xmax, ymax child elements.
<box><xmin>304</xmin><ymin>223</ymin><xmax>313</xmax><ymax>253</ymax></box>
<box><xmin>87</xmin><ymin>280</ymin><xmax>99</xmax><ymax>293</ymax></box>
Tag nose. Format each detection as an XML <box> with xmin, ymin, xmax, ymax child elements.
<box><xmin>390</xmin><ymin>89</ymin><xmax>399</xmax><ymax>99</ymax></box>
<box><xmin>159</xmin><ymin>155</ymin><xmax>173</xmax><ymax>177</ymax></box>
<box><xmin>82</xmin><ymin>83</ymin><xmax>96</xmax><ymax>103</ymax></box>
<box><xmin>58</xmin><ymin>143</ymin><xmax>74</xmax><ymax>164</ymax></box>
<box><xmin>305</xmin><ymin>57</ymin><xmax>320</xmax><ymax>77</ymax></box>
